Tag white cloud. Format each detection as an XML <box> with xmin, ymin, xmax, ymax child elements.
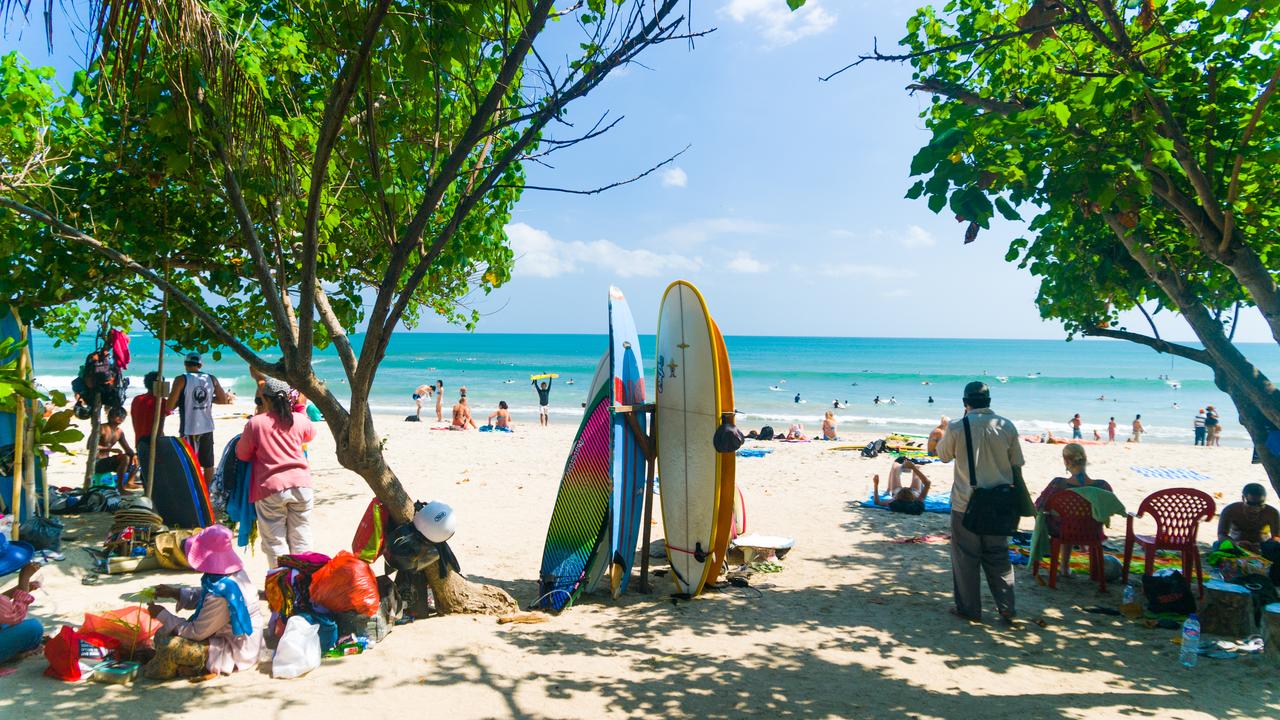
<box><xmin>653</xmin><ymin>217</ymin><xmax>776</xmax><ymax>248</ymax></box>
<box><xmin>728</xmin><ymin>251</ymin><xmax>769</xmax><ymax>274</ymax></box>
<box><xmin>506</xmin><ymin>223</ymin><xmax>701</xmax><ymax>279</ymax></box>
<box><xmin>900</xmin><ymin>225</ymin><xmax>936</xmax><ymax>249</ymax></box>
<box><xmin>722</xmin><ymin>0</ymin><xmax>837</xmax><ymax>47</ymax></box>
<box><xmin>661</xmin><ymin>167</ymin><xmax>688</xmax><ymax>188</ymax></box>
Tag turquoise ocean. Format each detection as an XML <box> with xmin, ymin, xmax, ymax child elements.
<box><xmin>28</xmin><ymin>333</ymin><xmax>1280</xmax><ymax>447</ymax></box>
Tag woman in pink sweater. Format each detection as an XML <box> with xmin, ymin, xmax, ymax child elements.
<box><xmin>236</xmin><ymin>378</ymin><xmax>316</xmax><ymax>568</ymax></box>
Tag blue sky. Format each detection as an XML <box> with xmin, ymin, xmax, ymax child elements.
<box><xmin>4</xmin><ymin>1</ymin><xmax>1271</xmax><ymax>342</ymax></box>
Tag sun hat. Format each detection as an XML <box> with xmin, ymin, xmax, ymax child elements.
<box><xmin>412</xmin><ymin>501</ymin><xmax>456</xmax><ymax>543</ymax></box>
<box><xmin>0</xmin><ymin>533</ymin><xmax>34</xmax><ymax>576</ymax></box>
<box><xmin>262</xmin><ymin>377</ymin><xmax>291</xmax><ymax>397</ymax></box>
<box><xmin>183</xmin><ymin>525</ymin><xmax>243</xmax><ymax>575</ymax></box>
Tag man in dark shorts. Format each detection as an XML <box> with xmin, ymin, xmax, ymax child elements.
<box><xmin>165</xmin><ymin>352</ymin><xmax>235</xmax><ymax>480</ymax></box>
<box><xmin>532</xmin><ymin>377</ymin><xmax>553</xmax><ymax>427</ymax></box>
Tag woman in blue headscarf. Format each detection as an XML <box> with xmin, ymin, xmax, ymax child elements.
<box><xmin>144</xmin><ymin>524</ymin><xmax>263</xmax><ymax>680</ymax></box>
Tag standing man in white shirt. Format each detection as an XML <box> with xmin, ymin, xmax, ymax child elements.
<box><xmin>165</xmin><ymin>352</ymin><xmax>235</xmax><ymax>481</ymax></box>
<box><xmin>934</xmin><ymin>381</ymin><xmax>1025</xmax><ymax>624</ymax></box>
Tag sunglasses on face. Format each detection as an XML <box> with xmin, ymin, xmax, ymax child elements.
<box><xmin>1245</xmin><ymin>499</ymin><xmax>1267</xmax><ymax>507</ymax></box>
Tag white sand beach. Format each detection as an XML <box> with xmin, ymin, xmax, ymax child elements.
<box><xmin>1</xmin><ymin>412</ymin><xmax>1276</xmax><ymax>720</ymax></box>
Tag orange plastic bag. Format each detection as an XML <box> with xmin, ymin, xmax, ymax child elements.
<box><xmin>82</xmin><ymin>606</ymin><xmax>162</xmax><ymax>656</ymax></box>
<box><xmin>309</xmin><ymin>551</ymin><xmax>380</xmax><ymax>616</ymax></box>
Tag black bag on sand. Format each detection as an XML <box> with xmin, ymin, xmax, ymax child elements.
<box><xmin>20</xmin><ymin>515</ymin><xmax>64</xmax><ymax>551</ymax></box>
<box><xmin>404</xmin><ymin>415</ymin><xmax>420</xmax><ymax>422</ymax></box>
<box><xmin>758</xmin><ymin>426</ymin><xmax>775</xmax><ymax>441</ymax></box>
<box><xmin>959</xmin><ymin>415</ymin><xmax>1020</xmax><ymax>536</ymax></box>
<box><xmin>1143</xmin><ymin>571</ymin><xmax>1196</xmax><ymax>615</ymax></box>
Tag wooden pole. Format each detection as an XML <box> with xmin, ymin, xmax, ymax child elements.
<box><xmin>146</xmin><ymin>283</ymin><xmax>169</xmax><ymax>497</ymax></box>
<box><xmin>636</xmin><ymin>407</ymin><xmax>657</xmax><ymax>594</ymax></box>
<box><xmin>81</xmin><ymin>397</ymin><xmax>101</xmax><ymax>490</ymax></box>
<box><xmin>9</xmin><ymin>311</ymin><xmax>27</xmax><ymax>540</ymax></box>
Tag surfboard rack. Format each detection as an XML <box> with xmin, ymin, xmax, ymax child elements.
<box><xmin>613</xmin><ymin>403</ymin><xmax>659</xmax><ymax>594</ymax></box>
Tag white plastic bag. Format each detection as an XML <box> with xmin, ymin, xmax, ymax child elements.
<box><xmin>271</xmin><ymin>615</ymin><xmax>321</xmax><ymax>679</ymax></box>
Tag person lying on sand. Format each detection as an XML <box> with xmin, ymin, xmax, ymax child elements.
<box><xmin>786</xmin><ymin>423</ymin><xmax>808</xmax><ymax>441</ymax></box>
<box><xmin>450</xmin><ymin>397</ymin><xmax>477</xmax><ymax>430</ymax></box>
<box><xmin>871</xmin><ymin>458</ymin><xmax>931</xmax><ymax>515</ymax></box>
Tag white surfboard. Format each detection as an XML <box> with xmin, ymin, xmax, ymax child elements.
<box><xmin>655</xmin><ymin>281</ymin><xmax>722</xmax><ymax>596</ymax></box>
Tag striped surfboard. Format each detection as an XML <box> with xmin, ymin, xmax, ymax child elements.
<box><xmin>535</xmin><ymin>382</ymin><xmax>613</xmax><ymax>611</ymax></box>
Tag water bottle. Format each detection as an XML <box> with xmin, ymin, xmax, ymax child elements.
<box><xmin>1180</xmin><ymin>613</ymin><xmax>1200</xmax><ymax>668</ymax></box>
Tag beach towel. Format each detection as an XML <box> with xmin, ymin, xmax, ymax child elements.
<box><xmin>1028</xmin><ymin>487</ymin><xmax>1127</xmax><ymax>568</ymax></box>
<box><xmin>859</xmin><ymin>493</ymin><xmax>951</xmax><ymax>514</ymax></box>
<box><xmin>1129</xmin><ymin>466</ymin><xmax>1212</xmax><ymax>481</ymax></box>
<box><xmin>736</xmin><ymin>448</ymin><xmax>772</xmax><ymax>458</ymax></box>
<box><xmin>479</xmin><ymin>425</ymin><xmax>513</xmax><ymax>433</ymax></box>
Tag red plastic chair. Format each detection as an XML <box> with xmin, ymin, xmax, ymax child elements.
<box><xmin>1033</xmin><ymin>490</ymin><xmax>1108</xmax><ymax>592</ymax></box>
<box><xmin>1122</xmin><ymin>488</ymin><xmax>1216</xmax><ymax>596</ymax></box>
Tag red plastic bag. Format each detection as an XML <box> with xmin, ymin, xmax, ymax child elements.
<box><xmin>309</xmin><ymin>550</ymin><xmax>380</xmax><ymax>616</ymax></box>
<box><xmin>82</xmin><ymin>606</ymin><xmax>162</xmax><ymax>656</ymax></box>
<box><xmin>351</xmin><ymin>498</ymin><xmax>389</xmax><ymax>562</ymax></box>
<box><xmin>44</xmin><ymin>626</ymin><xmax>119</xmax><ymax>681</ymax></box>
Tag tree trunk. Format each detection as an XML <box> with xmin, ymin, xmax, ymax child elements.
<box><xmin>295</xmin><ymin>372</ymin><xmax>518</xmax><ymax>615</ymax></box>
<box><xmin>1212</xmin><ymin>368</ymin><xmax>1280</xmax><ymax>498</ymax></box>
<box><xmin>81</xmin><ymin>398</ymin><xmax>102</xmax><ymax>489</ymax></box>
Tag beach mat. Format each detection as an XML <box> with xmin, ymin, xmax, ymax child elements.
<box><xmin>736</xmin><ymin>448</ymin><xmax>772</xmax><ymax>458</ymax></box>
<box><xmin>858</xmin><ymin>493</ymin><xmax>951</xmax><ymax>514</ymax></box>
<box><xmin>1129</xmin><ymin>466</ymin><xmax>1211</xmax><ymax>481</ymax></box>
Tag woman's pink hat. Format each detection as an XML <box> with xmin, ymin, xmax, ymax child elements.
<box><xmin>184</xmin><ymin>525</ymin><xmax>244</xmax><ymax>575</ymax></box>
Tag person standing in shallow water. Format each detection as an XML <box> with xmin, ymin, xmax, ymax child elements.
<box><xmin>1108</xmin><ymin>417</ymin><xmax>1117</xmax><ymax>443</ymax></box>
<box><xmin>1131</xmin><ymin>414</ymin><xmax>1144</xmax><ymax>442</ymax></box>
<box><xmin>934</xmin><ymin>381</ymin><xmax>1024</xmax><ymax>624</ymax></box>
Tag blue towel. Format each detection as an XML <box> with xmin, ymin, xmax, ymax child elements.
<box><xmin>1129</xmin><ymin>466</ymin><xmax>1211</xmax><ymax>481</ymax></box>
<box><xmin>736</xmin><ymin>448</ymin><xmax>772</xmax><ymax>458</ymax></box>
<box><xmin>859</xmin><ymin>492</ymin><xmax>952</xmax><ymax>514</ymax></box>
<box><xmin>223</xmin><ymin>435</ymin><xmax>257</xmax><ymax>548</ymax></box>
<box><xmin>479</xmin><ymin>425</ymin><xmax>513</xmax><ymax>433</ymax></box>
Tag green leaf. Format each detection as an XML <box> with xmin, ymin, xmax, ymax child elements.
<box><xmin>994</xmin><ymin>196</ymin><xmax>1021</xmax><ymax>221</ymax></box>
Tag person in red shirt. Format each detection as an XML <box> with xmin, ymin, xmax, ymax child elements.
<box><xmin>235</xmin><ymin>378</ymin><xmax>316</xmax><ymax>568</ymax></box>
<box><xmin>130</xmin><ymin>372</ymin><xmax>171</xmax><ymax>485</ymax></box>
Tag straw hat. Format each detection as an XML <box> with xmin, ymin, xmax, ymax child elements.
<box><xmin>0</xmin><ymin>533</ymin><xmax>34</xmax><ymax>576</ymax></box>
<box><xmin>183</xmin><ymin>525</ymin><xmax>243</xmax><ymax>575</ymax></box>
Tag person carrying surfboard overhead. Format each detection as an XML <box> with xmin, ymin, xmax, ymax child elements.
<box><xmin>533</xmin><ymin>376</ymin><xmax>553</xmax><ymax>427</ymax></box>
<box><xmin>165</xmin><ymin>353</ymin><xmax>235</xmax><ymax>482</ymax></box>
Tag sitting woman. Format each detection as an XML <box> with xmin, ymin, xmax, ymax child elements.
<box><xmin>0</xmin><ymin>536</ymin><xmax>42</xmax><ymax>664</ymax></box>
<box><xmin>1035</xmin><ymin>443</ymin><xmax>1112</xmax><ymax>567</ymax></box>
<box><xmin>821</xmin><ymin>411</ymin><xmax>839</xmax><ymax>440</ymax></box>
<box><xmin>871</xmin><ymin>457</ymin><xmax>931</xmax><ymax>515</ymax></box>
<box><xmin>488</xmin><ymin>400</ymin><xmax>512</xmax><ymax>430</ymax></box>
<box><xmin>145</xmin><ymin>525</ymin><xmax>264</xmax><ymax>680</ymax></box>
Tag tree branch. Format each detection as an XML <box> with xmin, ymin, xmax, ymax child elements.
<box><xmin>1219</xmin><ymin>62</ymin><xmax>1280</xmax><ymax>254</ymax></box>
<box><xmin>311</xmin><ymin>282</ymin><xmax>358</xmax><ymax>386</ymax></box>
<box><xmin>1135</xmin><ymin>301</ymin><xmax>1160</xmax><ymax>341</ymax></box>
<box><xmin>214</xmin><ymin>143</ymin><xmax>297</xmax><ymax>357</ymax></box>
<box><xmin>499</xmin><ymin>145</ymin><xmax>688</xmax><ymax>195</ymax></box>
<box><xmin>820</xmin><ymin>18</ymin><xmax>1075</xmax><ymax>82</ymax></box>
<box><xmin>907</xmin><ymin>78</ymin><xmax>1027</xmax><ymax>115</ymax></box>
<box><xmin>298</xmin><ymin>0</ymin><xmax>393</xmax><ymax>368</ymax></box>
<box><xmin>1081</xmin><ymin>326</ymin><xmax>1209</xmax><ymax>365</ymax></box>
<box><xmin>0</xmin><ymin>195</ymin><xmax>271</xmax><ymax>373</ymax></box>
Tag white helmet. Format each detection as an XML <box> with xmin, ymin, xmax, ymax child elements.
<box><xmin>412</xmin><ymin>501</ymin><xmax>456</xmax><ymax>543</ymax></box>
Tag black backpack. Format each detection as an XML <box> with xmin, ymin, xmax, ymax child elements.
<box><xmin>1142</xmin><ymin>571</ymin><xmax>1196</xmax><ymax>615</ymax></box>
<box><xmin>758</xmin><ymin>426</ymin><xmax>775</xmax><ymax>441</ymax></box>
<box><xmin>861</xmin><ymin>439</ymin><xmax>886</xmax><ymax>458</ymax></box>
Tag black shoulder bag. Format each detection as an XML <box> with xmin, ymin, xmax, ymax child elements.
<box><xmin>960</xmin><ymin>415</ymin><xmax>1020</xmax><ymax>536</ymax></box>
